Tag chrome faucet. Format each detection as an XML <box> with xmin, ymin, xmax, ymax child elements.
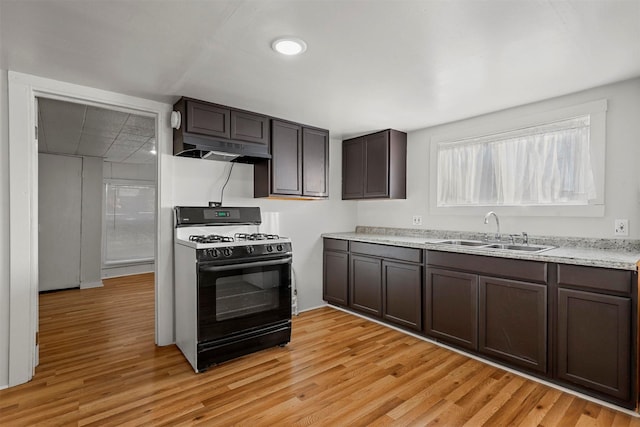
<box><xmin>484</xmin><ymin>211</ymin><xmax>501</xmax><ymax>241</ymax></box>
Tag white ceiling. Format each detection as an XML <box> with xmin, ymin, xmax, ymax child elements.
<box><xmin>1</xmin><ymin>0</ymin><xmax>640</xmax><ymax>139</ymax></box>
<box><xmin>37</xmin><ymin>98</ymin><xmax>156</xmax><ymax>164</ymax></box>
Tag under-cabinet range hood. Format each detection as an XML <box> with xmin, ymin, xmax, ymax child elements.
<box><xmin>174</xmin><ymin>132</ymin><xmax>271</xmax><ymax>164</ymax></box>
<box><xmin>171</xmin><ymin>98</ymin><xmax>272</xmax><ymax>164</ymax></box>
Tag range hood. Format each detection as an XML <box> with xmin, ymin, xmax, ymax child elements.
<box><xmin>171</xmin><ymin>98</ymin><xmax>272</xmax><ymax>164</ymax></box>
<box><xmin>174</xmin><ymin>133</ymin><xmax>271</xmax><ymax>164</ymax></box>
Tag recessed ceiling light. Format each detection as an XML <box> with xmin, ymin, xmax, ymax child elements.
<box><xmin>272</xmin><ymin>37</ymin><xmax>307</xmax><ymax>56</ymax></box>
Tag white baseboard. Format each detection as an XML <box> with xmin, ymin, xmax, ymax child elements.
<box><xmin>297</xmin><ymin>303</ymin><xmax>328</xmax><ymax>315</ymax></box>
<box><xmin>80</xmin><ymin>280</ymin><xmax>103</xmax><ymax>289</ymax></box>
<box><xmin>102</xmin><ymin>263</ymin><xmax>154</xmax><ymax>279</ymax></box>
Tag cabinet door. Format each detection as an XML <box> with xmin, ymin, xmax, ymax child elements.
<box><xmin>323</xmin><ymin>251</ymin><xmax>349</xmax><ymax>306</ymax></box>
<box><xmin>230</xmin><ymin>110</ymin><xmax>269</xmax><ymax>145</ymax></box>
<box><xmin>350</xmin><ymin>255</ymin><xmax>382</xmax><ymax>317</ymax></box>
<box><xmin>342</xmin><ymin>138</ymin><xmax>364</xmax><ymax>199</ymax></box>
<box><xmin>302</xmin><ymin>127</ymin><xmax>329</xmax><ymax>197</ymax></box>
<box><xmin>363</xmin><ymin>131</ymin><xmax>389</xmax><ymax>198</ymax></box>
<box><xmin>383</xmin><ymin>260</ymin><xmax>422</xmax><ymax>331</ymax></box>
<box><xmin>425</xmin><ymin>267</ymin><xmax>478</xmax><ymax>350</ymax></box>
<box><xmin>479</xmin><ymin>276</ymin><xmax>547</xmax><ymax>373</ymax></box>
<box><xmin>186</xmin><ymin>101</ymin><xmax>230</xmax><ymax>138</ymax></box>
<box><xmin>557</xmin><ymin>288</ymin><xmax>630</xmax><ymax>401</ymax></box>
<box><xmin>270</xmin><ymin>120</ymin><xmax>302</xmax><ymax>195</ymax></box>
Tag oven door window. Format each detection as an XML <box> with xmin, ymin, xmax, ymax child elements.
<box><xmin>198</xmin><ymin>259</ymin><xmax>291</xmax><ymax>341</ymax></box>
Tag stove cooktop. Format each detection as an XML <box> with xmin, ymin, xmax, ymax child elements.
<box><xmin>175</xmin><ymin>229</ymin><xmax>291</xmax><ymax>250</ymax></box>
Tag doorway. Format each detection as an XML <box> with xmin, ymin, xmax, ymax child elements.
<box><xmin>7</xmin><ymin>71</ymin><xmax>174</xmax><ymax>387</ymax></box>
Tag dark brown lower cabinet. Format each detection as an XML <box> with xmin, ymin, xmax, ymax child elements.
<box><xmin>425</xmin><ymin>268</ymin><xmax>478</xmax><ymax>350</ymax></box>
<box><xmin>479</xmin><ymin>276</ymin><xmax>547</xmax><ymax>373</ymax></box>
<box><xmin>382</xmin><ymin>260</ymin><xmax>422</xmax><ymax>331</ymax></box>
<box><xmin>557</xmin><ymin>288</ymin><xmax>631</xmax><ymax>401</ymax></box>
<box><xmin>323</xmin><ymin>251</ymin><xmax>349</xmax><ymax>306</ymax></box>
<box><xmin>350</xmin><ymin>255</ymin><xmax>382</xmax><ymax>317</ymax></box>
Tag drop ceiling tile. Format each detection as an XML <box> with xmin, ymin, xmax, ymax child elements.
<box><xmin>39</xmin><ymin>98</ymin><xmax>86</xmax><ymax>127</ymax></box>
<box><xmin>122</xmin><ymin>115</ymin><xmax>155</xmax><ymax>137</ymax></box>
<box><xmin>116</xmin><ymin>133</ymin><xmax>149</xmax><ymax>144</ymax></box>
<box><xmin>141</xmin><ymin>141</ymin><xmax>156</xmax><ymax>151</ymax></box>
<box><xmin>79</xmin><ymin>134</ymin><xmax>115</xmax><ymax>146</ymax></box>
<box><xmin>83</xmin><ymin>107</ymin><xmax>128</xmax><ymax>133</ymax></box>
<box><xmin>125</xmin><ymin>152</ymin><xmax>156</xmax><ymax>164</ymax></box>
<box><xmin>77</xmin><ymin>143</ymin><xmax>111</xmax><ymax>157</ymax></box>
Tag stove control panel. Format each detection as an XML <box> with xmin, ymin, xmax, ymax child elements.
<box><xmin>197</xmin><ymin>242</ymin><xmax>292</xmax><ymax>262</ymax></box>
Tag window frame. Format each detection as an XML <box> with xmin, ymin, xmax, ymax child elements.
<box><xmin>428</xmin><ymin>99</ymin><xmax>607</xmax><ymax>217</ymax></box>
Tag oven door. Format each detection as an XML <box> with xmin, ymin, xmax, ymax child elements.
<box><xmin>197</xmin><ymin>255</ymin><xmax>292</xmax><ymax>342</ymax></box>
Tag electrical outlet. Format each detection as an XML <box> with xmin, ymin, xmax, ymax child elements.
<box><xmin>614</xmin><ymin>219</ymin><xmax>629</xmax><ymax>236</ymax></box>
<box><xmin>412</xmin><ymin>215</ymin><xmax>423</xmax><ymax>226</ymax></box>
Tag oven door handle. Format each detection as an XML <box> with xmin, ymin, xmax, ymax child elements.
<box><xmin>199</xmin><ymin>256</ymin><xmax>292</xmax><ymax>272</ymax></box>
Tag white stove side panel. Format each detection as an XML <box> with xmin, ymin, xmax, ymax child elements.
<box><xmin>174</xmin><ymin>244</ymin><xmax>198</xmax><ymax>372</ymax></box>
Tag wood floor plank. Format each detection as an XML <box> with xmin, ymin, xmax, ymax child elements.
<box><xmin>0</xmin><ymin>272</ymin><xmax>638</xmax><ymax>426</ymax></box>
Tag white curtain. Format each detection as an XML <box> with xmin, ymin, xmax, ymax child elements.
<box><xmin>104</xmin><ymin>182</ymin><xmax>156</xmax><ymax>265</ymax></box>
<box><xmin>437</xmin><ymin>116</ymin><xmax>597</xmax><ymax>207</ymax></box>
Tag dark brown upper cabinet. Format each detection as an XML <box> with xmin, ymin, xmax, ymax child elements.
<box><xmin>173</xmin><ymin>97</ymin><xmax>271</xmax><ymax>162</ymax></box>
<box><xmin>342</xmin><ymin>129</ymin><xmax>407</xmax><ymax>200</ymax></box>
<box><xmin>302</xmin><ymin>127</ymin><xmax>330</xmax><ymax>197</ymax></box>
<box><xmin>230</xmin><ymin>110</ymin><xmax>269</xmax><ymax>145</ymax></box>
<box><xmin>184</xmin><ymin>99</ymin><xmax>269</xmax><ymax>145</ymax></box>
<box><xmin>254</xmin><ymin>120</ymin><xmax>329</xmax><ymax>199</ymax></box>
<box><xmin>186</xmin><ymin>100</ymin><xmax>230</xmax><ymax>139</ymax></box>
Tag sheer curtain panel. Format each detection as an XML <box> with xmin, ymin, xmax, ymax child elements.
<box><xmin>437</xmin><ymin>116</ymin><xmax>597</xmax><ymax>207</ymax></box>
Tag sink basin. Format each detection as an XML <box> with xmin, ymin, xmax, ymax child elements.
<box><xmin>438</xmin><ymin>240</ymin><xmax>488</xmax><ymax>247</ymax></box>
<box><xmin>436</xmin><ymin>240</ymin><xmax>554</xmax><ymax>253</ymax></box>
<box><xmin>486</xmin><ymin>243</ymin><xmax>554</xmax><ymax>253</ymax></box>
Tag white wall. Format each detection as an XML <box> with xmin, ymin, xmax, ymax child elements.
<box><xmin>357</xmin><ymin>78</ymin><xmax>640</xmax><ymax>239</ymax></box>
<box><xmin>80</xmin><ymin>156</ymin><xmax>103</xmax><ymax>288</ymax></box>
<box><xmin>172</xmin><ymin>138</ymin><xmax>357</xmax><ymax>311</ymax></box>
<box><xmin>0</xmin><ymin>69</ymin><xmax>9</xmax><ymax>387</ymax></box>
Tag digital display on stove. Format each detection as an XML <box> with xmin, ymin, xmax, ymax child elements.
<box><xmin>203</xmin><ymin>209</ymin><xmax>239</xmax><ymax>220</ymax></box>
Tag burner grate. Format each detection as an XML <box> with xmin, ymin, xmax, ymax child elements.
<box><xmin>235</xmin><ymin>233</ymin><xmax>280</xmax><ymax>241</ymax></box>
<box><xmin>189</xmin><ymin>234</ymin><xmax>235</xmax><ymax>244</ymax></box>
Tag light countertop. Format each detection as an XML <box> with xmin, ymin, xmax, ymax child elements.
<box><xmin>322</xmin><ymin>231</ymin><xmax>640</xmax><ymax>271</ymax></box>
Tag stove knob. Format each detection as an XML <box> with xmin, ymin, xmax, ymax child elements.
<box><xmin>245</xmin><ymin>246</ymin><xmax>255</xmax><ymax>254</ymax></box>
<box><xmin>209</xmin><ymin>249</ymin><xmax>219</xmax><ymax>258</ymax></box>
<box><xmin>223</xmin><ymin>248</ymin><xmax>233</xmax><ymax>257</ymax></box>
<box><xmin>266</xmin><ymin>245</ymin><xmax>273</xmax><ymax>253</ymax></box>
<box><xmin>276</xmin><ymin>244</ymin><xmax>283</xmax><ymax>252</ymax></box>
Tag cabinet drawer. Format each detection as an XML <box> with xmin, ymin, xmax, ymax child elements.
<box><xmin>324</xmin><ymin>238</ymin><xmax>348</xmax><ymax>252</ymax></box>
<box><xmin>427</xmin><ymin>251</ymin><xmax>547</xmax><ymax>284</ymax></box>
<box><xmin>351</xmin><ymin>241</ymin><xmax>421</xmax><ymax>263</ymax></box>
<box><xmin>557</xmin><ymin>264</ymin><xmax>632</xmax><ymax>295</ymax></box>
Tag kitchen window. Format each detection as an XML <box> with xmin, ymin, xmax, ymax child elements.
<box><xmin>103</xmin><ymin>180</ymin><xmax>156</xmax><ymax>266</ymax></box>
<box><xmin>429</xmin><ymin>100</ymin><xmax>606</xmax><ymax>217</ymax></box>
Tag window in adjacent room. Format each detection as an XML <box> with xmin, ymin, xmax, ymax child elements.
<box><xmin>103</xmin><ymin>181</ymin><xmax>156</xmax><ymax>265</ymax></box>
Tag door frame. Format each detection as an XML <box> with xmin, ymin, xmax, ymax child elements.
<box><xmin>8</xmin><ymin>71</ymin><xmax>174</xmax><ymax>386</ymax></box>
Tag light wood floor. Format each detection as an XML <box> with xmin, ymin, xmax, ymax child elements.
<box><xmin>1</xmin><ymin>273</ymin><xmax>639</xmax><ymax>426</ymax></box>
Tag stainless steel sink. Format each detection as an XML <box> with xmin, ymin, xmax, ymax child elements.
<box><xmin>438</xmin><ymin>240</ymin><xmax>488</xmax><ymax>246</ymax></box>
<box><xmin>437</xmin><ymin>240</ymin><xmax>554</xmax><ymax>253</ymax></box>
<box><xmin>485</xmin><ymin>243</ymin><xmax>554</xmax><ymax>253</ymax></box>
